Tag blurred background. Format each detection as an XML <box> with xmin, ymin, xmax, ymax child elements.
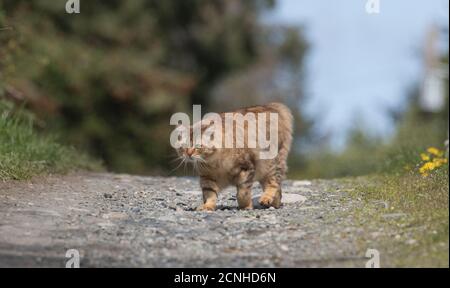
<box><xmin>1</xmin><ymin>0</ymin><xmax>448</xmax><ymax>179</ymax></box>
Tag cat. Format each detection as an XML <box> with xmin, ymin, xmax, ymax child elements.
<box><xmin>174</xmin><ymin>102</ymin><xmax>293</xmax><ymax>211</ymax></box>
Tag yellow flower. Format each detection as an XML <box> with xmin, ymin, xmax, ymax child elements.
<box><xmin>419</xmin><ymin>161</ymin><xmax>435</xmax><ymax>175</ymax></box>
<box><xmin>417</xmin><ymin>147</ymin><xmax>448</xmax><ymax>176</ymax></box>
<box><xmin>427</xmin><ymin>147</ymin><xmax>443</xmax><ymax>157</ymax></box>
<box><xmin>432</xmin><ymin>158</ymin><xmax>448</xmax><ymax>168</ymax></box>
<box><xmin>420</xmin><ymin>153</ymin><xmax>430</xmax><ymax>161</ymax></box>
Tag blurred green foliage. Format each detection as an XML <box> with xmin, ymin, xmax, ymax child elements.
<box><xmin>1</xmin><ymin>0</ymin><xmax>310</xmax><ymax>174</ymax></box>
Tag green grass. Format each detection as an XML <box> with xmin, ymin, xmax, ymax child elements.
<box><xmin>292</xmin><ymin>131</ymin><xmax>449</xmax><ymax>266</ymax></box>
<box><xmin>0</xmin><ymin>100</ymin><xmax>101</xmax><ymax>181</ymax></box>
<box><xmin>342</xmin><ymin>165</ymin><xmax>449</xmax><ymax>267</ymax></box>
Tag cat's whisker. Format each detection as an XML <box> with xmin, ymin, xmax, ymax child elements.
<box><xmin>197</xmin><ymin>161</ymin><xmax>206</xmax><ymax>171</ymax></box>
<box><xmin>168</xmin><ymin>156</ymin><xmax>186</xmax><ymax>175</ymax></box>
<box><xmin>167</xmin><ymin>154</ymin><xmax>180</xmax><ymax>160</ymax></box>
<box><xmin>183</xmin><ymin>158</ymin><xmax>188</xmax><ymax>174</ymax></box>
<box><xmin>169</xmin><ymin>157</ymin><xmax>182</xmax><ymax>163</ymax></box>
<box><xmin>192</xmin><ymin>160</ymin><xmax>197</xmax><ymax>175</ymax></box>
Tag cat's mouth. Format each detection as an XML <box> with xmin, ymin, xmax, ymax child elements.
<box><xmin>186</xmin><ymin>155</ymin><xmax>204</xmax><ymax>163</ymax></box>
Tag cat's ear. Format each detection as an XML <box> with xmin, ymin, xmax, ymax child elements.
<box><xmin>171</xmin><ymin>123</ymin><xmax>191</xmax><ymax>149</ymax></box>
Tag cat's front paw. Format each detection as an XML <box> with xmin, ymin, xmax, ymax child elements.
<box><xmin>196</xmin><ymin>203</ymin><xmax>216</xmax><ymax>212</ymax></box>
<box><xmin>259</xmin><ymin>195</ymin><xmax>281</xmax><ymax>209</ymax></box>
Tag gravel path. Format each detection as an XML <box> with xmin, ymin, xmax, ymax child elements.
<box><xmin>0</xmin><ymin>173</ymin><xmax>369</xmax><ymax>267</ymax></box>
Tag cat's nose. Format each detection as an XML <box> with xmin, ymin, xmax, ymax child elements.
<box><xmin>186</xmin><ymin>148</ymin><xmax>194</xmax><ymax>157</ymax></box>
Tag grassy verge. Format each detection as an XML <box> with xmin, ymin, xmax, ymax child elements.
<box><xmin>341</xmin><ymin>164</ymin><xmax>448</xmax><ymax>267</ymax></box>
<box><xmin>0</xmin><ymin>100</ymin><xmax>101</xmax><ymax>181</ymax></box>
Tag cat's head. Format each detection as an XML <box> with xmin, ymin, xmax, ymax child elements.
<box><xmin>177</xmin><ymin>143</ymin><xmax>216</xmax><ymax>163</ymax></box>
<box><xmin>173</xmin><ymin>122</ymin><xmax>218</xmax><ymax>163</ymax></box>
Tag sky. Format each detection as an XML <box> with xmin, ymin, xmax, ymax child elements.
<box><xmin>265</xmin><ymin>0</ymin><xmax>449</xmax><ymax>147</ymax></box>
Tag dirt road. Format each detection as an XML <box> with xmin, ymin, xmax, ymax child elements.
<box><xmin>0</xmin><ymin>173</ymin><xmax>376</xmax><ymax>267</ymax></box>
